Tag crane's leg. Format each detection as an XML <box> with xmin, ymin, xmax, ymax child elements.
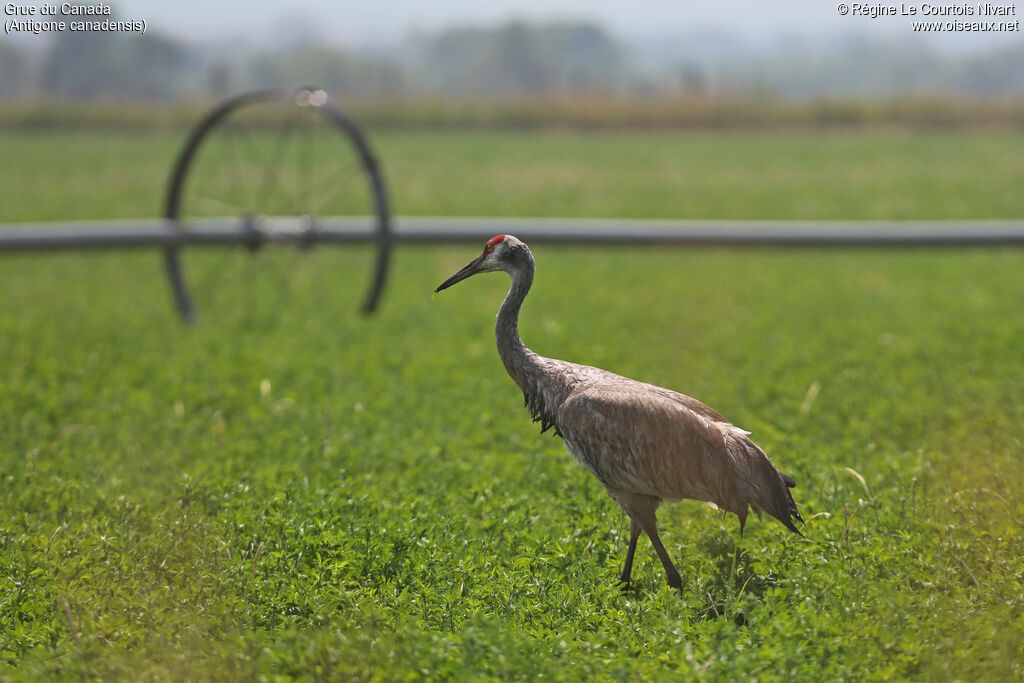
<box><xmin>618</xmin><ymin>517</ymin><xmax>642</xmax><ymax>586</ymax></box>
<box><xmin>644</xmin><ymin>522</ymin><xmax>683</xmax><ymax>590</ymax></box>
<box><xmin>613</xmin><ymin>492</ymin><xmax>683</xmax><ymax>590</ymax></box>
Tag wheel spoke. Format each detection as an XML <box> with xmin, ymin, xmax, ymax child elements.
<box><xmin>306</xmin><ymin>163</ymin><xmax>365</xmax><ymax>216</ymax></box>
<box><xmin>224</xmin><ymin>123</ymin><xmax>258</xmax><ymax>213</ymax></box>
<box><xmin>264</xmin><ymin>151</ymin><xmax>357</xmax><ymax>219</ymax></box>
<box><xmin>303</xmin><ymin>118</ymin><xmax>313</xmax><ymax>216</ymax></box>
<box><xmin>189</xmin><ymin>192</ymin><xmax>247</xmax><ymax>216</ymax></box>
<box><xmin>254</xmin><ymin>101</ymin><xmax>300</xmax><ymax>216</ymax></box>
<box><xmin>192</xmin><ymin>248</ymin><xmax>244</xmax><ymax>313</ymax></box>
<box><xmin>231</xmin><ymin>117</ymin><xmax>292</xmax><ymax>217</ymax></box>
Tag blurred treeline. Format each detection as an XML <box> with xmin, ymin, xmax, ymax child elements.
<box><xmin>1</xmin><ymin>20</ymin><xmax>630</xmax><ymax>102</ymax></box>
<box><xmin>2</xmin><ymin>8</ymin><xmax>1023</xmax><ymax>130</ymax></box>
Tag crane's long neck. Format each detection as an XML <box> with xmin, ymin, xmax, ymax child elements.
<box><xmin>496</xmin><ymin>261</ymin><xmax>535</xmax><ymax>379</ymax></box>
<box><xmin>496</xmin><ymin>259</ymin><xmax>567</xmax><ymax>434</ymax></box>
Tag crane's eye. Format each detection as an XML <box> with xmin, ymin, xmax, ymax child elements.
<box><xmin>484</xmin><ymin>244</ymin><xmax>494</xmax><ymax>254</ymax></box>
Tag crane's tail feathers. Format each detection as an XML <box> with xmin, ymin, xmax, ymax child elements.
<box><xmin>735</xmin><ymin>439</ymin><xmax>804</xmax><ymax>537</ymax></box>
<box><xmin>774</xmin><ymin>480</ymin><xmax>804</xmax><ymax>537</ymax></box>
<box><xmin>779</xmin><ymin>472</ymin><xmax>804</xmax><ymax>534</ymax></box>
<box><xmin>780</xmin><ymin>484</ymin><xmax>804</xmax><ymax>536</ymax></box>
<box><xmin>779</xmin><ymin>508</ymin><xmax>805</xmax><ymax>537</ymax></box>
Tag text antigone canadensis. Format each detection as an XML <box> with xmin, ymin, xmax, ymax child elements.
<box><xmin>435</xmin><ymin>235</ymin><xmax>802</xmax><ymax>589</ymax></box>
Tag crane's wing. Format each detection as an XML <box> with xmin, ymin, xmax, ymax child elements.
<box><xmin>558</xmin><ymin>380</ymin><xmax>801</xmax><ymax>533</ymax></box>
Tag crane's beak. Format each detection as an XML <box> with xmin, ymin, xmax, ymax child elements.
<box><xmin>434</xmin><ymin>253</ymin><xmax>485</xmax><ymax>293</ymax></box>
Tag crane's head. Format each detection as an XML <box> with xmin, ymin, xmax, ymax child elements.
<box><xmin>434</xmin><ymin>234</ymin><xmax>531</xmax><ymax>293</ymax></box>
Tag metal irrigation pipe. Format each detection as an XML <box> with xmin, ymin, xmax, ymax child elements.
<box><xmin>3</xmin><ymin>216</ymin><xmax>1024</xmax><ymax>252</ymax></box>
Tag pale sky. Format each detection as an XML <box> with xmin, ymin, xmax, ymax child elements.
<box><xmin>117</xmin><ymin>0</ymin><xmax>877</xmax><ymax>43</ymax></box>
<box><xmin>106</xmin><ymin>1</ymin><xmax>1018</xmax><ymax>54</ymax></box>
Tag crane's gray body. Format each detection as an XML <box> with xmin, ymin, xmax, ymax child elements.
<box><xmin>437</xmin><ymin>234</ymin><xmax>801</xmax><ymax>587</ymax></box>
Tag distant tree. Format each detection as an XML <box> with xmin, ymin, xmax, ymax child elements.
<box><xmin>958</xmin><ymin>43</ymin><xmax>1024</xmax><ymax>96</ymax></box>
<box><xmin>39</xmin><ymin>4</ymin><xmax>189</xmax><ymax>100</ymax></box>
<box><xmin>551</xmin><ymin>22</ymin><xmax>626</xmax><ymax>94</ymax></box>
<box><xmin>206</xmin><ymin>64</ymin><xmax>230</xmax><ymax>98</ymax></box>
<box><xmin>491</xmin><ymin>22</ymin><xmax>548</xmax><ymax>95</ymax></box>
<box><xmin>676</xmin><ymin>65</ymin><xmax>708</xmax><ymax>96</ymax></box>
<box><xmin>411</xmin><ymin>21</ymin><xmax>629</xmax><ymax>98</ymax></box>
<box><xmin>247</xmin><ymin>54</ymin><xmax>282</xmax><ymax>90</ymax></box>
<box><xmin>249</xmin><ymin>44</ymin><xmax>404</xmax><ymax>97</ymax></box>
<box><xmin>0</xmin><ymin>42</ymin><xmax>28</xmax><ymax>98</ymax></box>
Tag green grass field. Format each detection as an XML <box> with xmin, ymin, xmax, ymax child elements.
<box><xmin>1</xmin><ymin>129</ymin><xmax>1023</xmax><ymax>680</ymax></box>
<box><xmin>4</xmin><ymin>129</ymin><xmax>1024</xmax><ymax>221</ymax></box>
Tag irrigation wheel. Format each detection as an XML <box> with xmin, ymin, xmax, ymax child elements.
<box><xmin>163</xmin><ymin>87</ymin><xmax>391</xmax><ymax>324</ymax></box>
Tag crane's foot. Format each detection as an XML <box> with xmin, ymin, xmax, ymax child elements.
<box><xmin>665</xmin><ymin>571</ymin><xmax>684</xmax><ymax>591</ymax></box>
<box><xmin>617</xmin><ymin>576</ymin><xmax>633</xmax><ymax>592</ymax></box>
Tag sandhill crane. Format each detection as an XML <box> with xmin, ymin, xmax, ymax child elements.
<box><xmin>435</xmin><ymin>235</ymin><xmax>802</xmax><ymax>589</ymax></box>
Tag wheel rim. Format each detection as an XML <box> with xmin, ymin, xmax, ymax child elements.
<box><xmin>163</xmin><ymin>87</ymin><xmax>391</xmax><ymax>324</ymax></box>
